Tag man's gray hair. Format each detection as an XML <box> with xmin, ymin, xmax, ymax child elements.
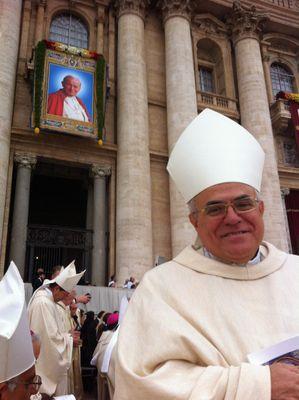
<box><xmin>62</xmin><ymin>75</ymin><xmax>81</xmax><ymax>85</ymax></box>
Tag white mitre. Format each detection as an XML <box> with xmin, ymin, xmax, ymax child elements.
<box><xmin>167</xmin><ymin>108</ymin><xmax>265</xmax><ymax>203</ymax></box>
<box><xmin>55</xmin><ymin>260</ymin><xmax>85</xmax><ymax>292</ymax></box>
<box><xmin>0</xmin><ymin>262</ymin><xmax>35</xmax><ymax>383</ymax></box>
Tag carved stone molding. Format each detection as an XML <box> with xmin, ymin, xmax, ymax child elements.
<box><xmin>96</xmin><ymin>5</ymin><xmax>106</xmax><ymax>24</ymax></box>
<box><xmin>192</xmin><ymin>14</ymin><xmax>227</xmax><ymax>36</ymax></box>
<box><xmin>14</xmin><ymin>153</ymin><xmax>37</xmax><ymax>169</ymax></box>
<box><xmin>91</xmin><ymin>164</ymin><xmax>112</xmax><ymax>178</ymax></box>
<box><xmin>226</xmin><ymin>1</ymin><xmax>268</xmax><ymax>46</ymax></box>
<box><xmin>157</xmin><ymin>0</ymin><xmax>194</xmax><ymax>24</ymax></box>
<box><xmin>114</xmin><ymin>0</ymin><xmax>150</xmax><ymax>20</ymax></box>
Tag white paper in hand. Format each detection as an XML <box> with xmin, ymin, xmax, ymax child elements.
<box><xmin>53</xmin><ymin>395</ymin><xmax>76</xmax><ymax>400</ymax></box>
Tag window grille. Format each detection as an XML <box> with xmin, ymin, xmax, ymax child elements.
<box><xmin>270</xmin><ymin>63</ymin><xmax>295</xmax><ymax>96</ymax></box>
<box><xmin>49</xmin><ymin>13</ymin><xmax>88</xmax><ymax>49</ymax></box>
<box><xmin>199</xmin><ymin>67</ymin><xmax>215</xmax><ymax>93</ymax></box>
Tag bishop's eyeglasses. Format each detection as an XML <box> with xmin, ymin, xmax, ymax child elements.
<box><xmin>198</xmin><ymin>196</ymin><xmax>260</xmax><ymax>218</ymax></box>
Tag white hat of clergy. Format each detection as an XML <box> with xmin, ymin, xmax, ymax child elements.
<box><xmin>54</xmin><ymin>260</ymin><xmax>85</xmax><ymax>292</ymax></box>
<box><xmin>167</xmin><ymin>108</ymin><xmax>265</xmax><ymax>203</ymax></box>
<box><xmin>0</xmin><ymin>262</ymin><xmax>35</xmax><ymax>383</ymax></box>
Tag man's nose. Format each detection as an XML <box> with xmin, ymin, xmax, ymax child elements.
<box><xmin>223</xmin><ymin>205</ymin><xmax>242</xmax><ymax>224</ymax></box>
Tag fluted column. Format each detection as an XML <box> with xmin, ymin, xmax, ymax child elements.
<box><xmin>158</xmin><ymin>0</ymin><xmax>198</xmax><ymax>256</ymax></box>
<box><xmin>114</xmin><ymin>0</ymin><xmax>153</xmax><ymax>283</ymax></box>
<box><xmin>34</xmin><ymin>0</ymin><xmax>46</xmax><ymax>45</ymax></box>
<box><xmin>91</xmin><ymin>165</ymin><xmax>111</xmax><ymax>286</ymax></box>
<box><xmin>0</xmin><ymin>0</ymin><xmax>23</xmax><ymax>249</ymax></box>
<box><xmin>227</xmin><ymin>1</ymin><xmax>288</xmax><ymax>251</ymax></box>
<box><xmin>9</xmin><ymin>154</ymin><xmax>36</xmax><ymax>278</ymax></box>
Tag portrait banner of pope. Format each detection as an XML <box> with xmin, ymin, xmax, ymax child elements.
<box><xmin>47</xmin><ymin>63</ymin><xmax>94</xmax><ymax>123</ymax></box>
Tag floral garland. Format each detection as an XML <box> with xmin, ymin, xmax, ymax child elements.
<box><xmin>33</xmin><ymin>41</ymin><xmax>47</xmax><ymax>133</ymax></box>
<box><xmin>276</xmin><ymin>91</ymin><xmax>299</xmax><ymax>103</ymax></box>
<box><xmin>33</xmin><ymin>40</ymin><xmax>106</xmax><ymax>142</ymax></box>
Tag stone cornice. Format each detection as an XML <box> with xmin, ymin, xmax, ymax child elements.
<box><xmin>226</xmin><ymin>1</ymin><xmax>268</xmax><ymax>46</ymax></box>
<box><xmin>91</xmin><ymin>164</ymin><xmax>112</xmax><ymax>178</ymax></box>
<box><xmin>157</xmin><ymin>0</ymin><xmax>194</xmax><ymax>25</ymax></box>
<box><xmin>14</xmin><ymin>153</ymin><xmax>37</xmax><ymax>169</ymax></box>
<box><xmin>113</xmin><ymin>0</ymin><xmax>150</xmax><ymax>20</ymax></box>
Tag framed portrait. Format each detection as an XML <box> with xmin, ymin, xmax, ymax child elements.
<box><xmin>33</xmin><ymin>41</ymin><xmax>106</xmax><ymax>139</ymax></box>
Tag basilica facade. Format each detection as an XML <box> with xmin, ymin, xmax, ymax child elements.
<box><xmin>0</xmin><ymin>0</ymin><xmax>298</xmax><ymax>285</ymax></box>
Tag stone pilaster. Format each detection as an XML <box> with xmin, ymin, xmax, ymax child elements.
<box><xmin>114</xmin><ymin>0</ymin><xmax>153</xmax><ymax>283</ymax></box>
<box><xmin>96</xmin><ymin>5</ymin><xmax>105</xmax><ymax>54</ymax></box>
<box><xmin>34</xmin><ymin>0</ymin><xmax>46</xmax><ymax>45</ymax></box>
<box><xmin>0</xmin><ymin>0</ymin><xmax>23</xmax><ymax>249</ymax></box>
<box><xmin>91</xmin><ymin>165</ymin><xmax>111</xmax><ymax>286</ymax></box>
<box><xmin>18</xmin><ymin>0</ymin><xmax>32</xmax><ymax>75</ymax></box>
<box><xmin>9</xmin><ymin>153</ymin><xmax>37</xmax><ymax>278</ymax></box>
<box><xmin>157</xmin><ymin>0</ymin><xmax>198</xmax><ymax>257</ymax></box>
<box><xmin>227</xmin><ymin>1</ymin><xmax>289</xmax><ymax>251</ymax></box>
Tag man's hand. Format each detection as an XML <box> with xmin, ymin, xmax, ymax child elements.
<box><xmin>70</xmin><ymin>329</ymin><xmax>81</xmax><ymax>347</ymax></box>
<box><xmin>270</xmin><ymin>362</ymin><xmax>299</xmax><ymax>399</ymax></box>
<box><xmin>76</xmin><ymin>293</ymin><xmax>91</xmax><ymax>304</ymax></box>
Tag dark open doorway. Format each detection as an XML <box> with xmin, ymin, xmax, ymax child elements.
<box><xmin>26</xmin><ymin>162</ymin><xmax>92</xmax><ymax>281</ymax></box>
<box><xmin>285</xmin><ymin>189</ymin><xmax>299</xmax><ymax>255</ymax></box>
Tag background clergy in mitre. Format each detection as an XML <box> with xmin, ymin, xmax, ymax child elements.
<box><xmin>28</xmin><ymin>261</ymin><xmax>85</xmax><ymax>397</ymax></box>
<box><xmin>0</xmin><ymin>262</ymin><xmax>37</xmax><ymax>400</ymax></box>
<box><xmin>114</xmin><ymin>109</ymin><xmax>299</xmax><ymax>400</ymax></box>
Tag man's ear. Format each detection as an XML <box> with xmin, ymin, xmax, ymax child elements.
<box><xmin>189</xmin><ymin>212</ymin><xmax>198</xmax><ymax>229</ymax></box>
<box><xmin>258</xmin><ymin>200</ymin><xmax>264</xmax><ymax>215</ymax></box>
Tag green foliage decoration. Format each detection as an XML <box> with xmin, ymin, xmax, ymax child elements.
<box><xmin>34</xmin><ymin>40</ymin><xmax>47</xmax><ymax>129</ymax></box>
<box><xmin>95</xmin><ymin>56</ymin><xmax>106</xmax><ymax>142</ymax></box>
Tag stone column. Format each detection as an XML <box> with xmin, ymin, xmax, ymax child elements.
<box><xmin>9</xmin><ymin>154</ymin><xmax>36</xmax><ymax>278</ymax></box>
<box><xmin>0</xmin><ymin>0</ymin><xmax>23</xmax><ymax>248</ymax></box>
<box><xmin>114</xmin><ymin>0</ymin><xmax>153</xmax><ymax>283</ymax></box>
<box><xmin>34</xmin><ymin>0</ymin><xmax>46</xmax><ymax>45</ymax></box>
<box><xmin>18</xmin><ymin>0</ymin><xmax>32</xmax><ymax>75</ymax></box>
<box><xmin>96</xmin><ymin>4</ymin><xmax>105</xmax><ymax>54</ymax></box>
<box><xmin>227</xmin><ymin>1</ymin><xmax>289</xmax><ymax>251</ymax></box>
<box><xmin>91</xmin><ymin>165</ymin><xmax>111</xmax><ymax>286</ymax></box>
<box><xmin>158</xmin><ymin>0</ymin><xmax>198</xmax><ymax>256</ymax></box>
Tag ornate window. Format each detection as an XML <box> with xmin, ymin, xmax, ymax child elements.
<box><xmin>270</xmin><ymin>63</ymin><xmax>295</xmax><ymax>96</ymax></box>
<box><xmin>199</xmin><ymin>67</ymin><xmax>215</xmax><ymax>93</ymax></box>
<box><xmin>49</xmin><ymin>13</ymin><xmax>88</xmax><ymax>49</ymax></box>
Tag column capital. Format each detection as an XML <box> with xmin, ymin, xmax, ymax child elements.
<box><xmin>91</xmin><ymin>164</ymin><xmax>111</xmax><ymax>178</ymax></box>
<box><xmin>14</xmin><ymin>153</ymin><xmax>37</xmax><ymax>169</ymax></box>
<box><xmin>114</xmin><ymin>0</ymin><xmax>150</xmax><ymax>20</ymax></box>
<box><xmin>96</xmin><ymin>4</ymin><xmax>106</xmax><ymax>24</ymax></box>
<box><xmin>38</xmin><ymin>0</ymin><xmax>47</xmax><ymax>6</ymax></box>
<box><xmin>226</xmin><ymin>1</ymin><xmax>268</xmax><ymax>46</ymax></box>
<box><xmin>157</xmin><ymin>0</ymin><xmax>193</xmax><ymax>24</ymax></box>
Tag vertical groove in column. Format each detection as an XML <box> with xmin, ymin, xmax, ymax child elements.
<box><xmin>116</xmin><ymin>13</ymin><xmax>153</xmax><ymax>283</ymax></box>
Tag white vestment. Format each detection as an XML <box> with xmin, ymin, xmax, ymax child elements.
<box><xmin>28</xmin><ymin>289</ymin><xmax>73</xmax><ymax>396</ymax></box>
<box><xmin>114</xmin><ymin>242</ymin><xmax>299</xmax><ymax>400</ymax></box>
<box><xmin>63</xmin><ymin>97</ymin><xmax>89</xmax><ymax>121</ymax></box>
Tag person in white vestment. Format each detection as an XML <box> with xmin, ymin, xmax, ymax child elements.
<box><xmin>28</xmin><ymin>261</ymin><xmax>85</xmax><ymax>397</ymax></box>
<box><xmin>114</xmin><ymin>109</ymin><xmax>299</xmax><ymax>400</ymax></box>
<box><xmin>0</xmin><ymin>262</ymin><xmax>38</xmax><ymax>400</ymax></box>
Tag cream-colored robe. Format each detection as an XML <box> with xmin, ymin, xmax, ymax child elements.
<box><xmin>28</xmin><ymin>289</ymin><xmax>73</xmax><ymax>396</ymax></box>
<box><xmin>114</xmin><ymin>242</ymin><xmax>299</xmax><ymax>400</ymax></box>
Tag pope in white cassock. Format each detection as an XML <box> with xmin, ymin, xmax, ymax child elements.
<box><xmin>28</xmin><ymin>261</ymin><xmax>85</xmax><ymax>397</ymax></box>
<box><xmin>0</xmin><ymin>262</ymin><xmax>37</xmax><ymax>400</ymax></box>
<box><xmin>114</xmin><ymin>109</ymin><xmax>299</xmax><ymax>400</ymax></box>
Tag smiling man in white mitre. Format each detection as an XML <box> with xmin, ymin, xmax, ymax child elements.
<box><xmin>114</xmin><ymin>109</ymin><xmax>299</xmax><ymax>400</ymax></box>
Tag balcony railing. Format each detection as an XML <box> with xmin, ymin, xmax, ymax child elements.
<box><xmin>270</xmin><ymin>99</ymin><xmax>291</xmax><ymax>135</ymax></box>
<box><xmin>197</xmin><ymin>91</ymin><xmax>239</xmax><ymax>118</ymax></box>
